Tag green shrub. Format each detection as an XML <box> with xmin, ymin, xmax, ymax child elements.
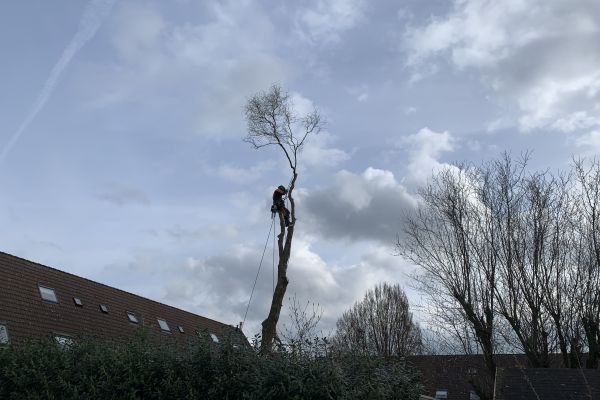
<box><xmin>0</xmin><ymin>334</ymin><xmax>421</xmax><ymax>399</ymax></box>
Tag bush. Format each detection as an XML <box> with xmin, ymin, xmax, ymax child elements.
<box><xmin>0</xmin><ymin>334</ymin><xmax>421</xmax><ymax>399</ymax></box>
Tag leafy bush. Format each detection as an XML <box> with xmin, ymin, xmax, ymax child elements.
<box><xmin>0</xmin><ymin>334</ymin><xmax>421</xmax><ymax>399</ymax></box>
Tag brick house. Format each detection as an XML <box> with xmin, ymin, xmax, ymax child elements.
<box><xmin>409</xmin><ymin>354</ymin><xmax>598</xmax><ymax>400</ymax></box>
<box><xmin>495</xmin><ymin>368</ymin><xmax>600</xmax><ymax>399</ymax></box>
<box><xmin>0</xmin><ymin>252</ymin><xmax>245</xmax><ymax>347</ymax></box>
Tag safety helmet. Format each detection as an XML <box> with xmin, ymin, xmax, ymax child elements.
<box><xmin>278</xmin><ymin>185</ymin><xmax>286</xmax><ymax>192</ymax></box>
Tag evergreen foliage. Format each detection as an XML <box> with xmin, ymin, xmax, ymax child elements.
<box><xmin>0</xmin><ymin>334</ymin><xmax>421</xmax><ymax>400</ymax></box>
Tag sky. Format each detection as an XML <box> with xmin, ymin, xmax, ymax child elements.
<box><xmin>1</xmin><ymin>0</ymin><xmax>599</xmax><ymax>338</ymax></box>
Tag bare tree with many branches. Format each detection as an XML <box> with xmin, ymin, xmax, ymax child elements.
<box><xmin>281</xmin><ymin>294</ymin><xmax>324</xmax><ymax>355</ymax></box>
<box><xmin>333</xmin><ymin>283</ymin><xmax>422</xmax><ymax>357</ymax></box>
<box><xmin>398</xmin><ymin>164</ymin><xmax>498</xmax><ymax>399</ymax></box>
<box><xmin>244</xmin><ymin>84</ymin><xmax>323</xmax><ymax>353</ymax></box>
<box><xmin>398</xmin><ymin>153</ymin><xmax>600</xmax><ymax>397</ymax></box>
<box><xmin>572</xmin><ymin>158</ymin><xmax>600</xmax><ymax>368</ymax></box>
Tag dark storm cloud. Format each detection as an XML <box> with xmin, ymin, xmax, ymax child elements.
<box><xmin>302</xmin><ymin>167</ymin><xmax>417</xmax><ymax>243</ymax></box>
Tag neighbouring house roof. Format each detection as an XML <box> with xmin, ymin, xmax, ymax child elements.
<box><xmin>407</xmin><ymin>354</ymin><xmax>571</xmax><ymax>400</ymax></box>
<box><xmin>0</xmin><ymin>251</ymin><xmax>245</xmax><ymax>347</ymax></box>
<box><xmin>495</xmin><ymin>368</ymin><xmax>600</xmax><ymax>400</ymax></box>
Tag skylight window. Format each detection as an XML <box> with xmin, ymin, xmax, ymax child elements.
<box><xmin>38</xmin><ymin>285</ymin><xmax>58</xmax><ymax>303</ymax></box>
<box><xmin>73</xmin><ymin>297</ymin><xmax>83</xmax><ymax>307</ymax></box>
<box><xmin>157</xmin><ymin>318</ymin><xmax>170</xmax><ymax>332</ymax></box>
<box><xmin>210</xmin><ymin>333</ymin><xmax>219</xmax><ymax>343</ymax></box>
<box><xmin>127</xmin><ymin>312</ymin><xmax>139</xmax><ymax>323</ymax></box>
<box><xmin>99</xmin><ymin>304</ymin><xmax>109</xmax><ymax>313</ymax></box>
<box><xmin>177</xmin><ymin>325</ymin><xmax>184</xmax><ymax>333</ymax></box>
<box><xmin>0</xmin><ymin>324</ymin><xmax>9</xmax><ymax>345</ymax></box>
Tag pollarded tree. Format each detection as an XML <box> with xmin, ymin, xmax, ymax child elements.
<box><xmin>333</xmin><ymin>283</ymin><xmax>423</xmax><ymax>357</ymax></box>
<box><xmin>244</xmin><ymin>84</ymin><xmax>323</xmax><ymax>353</ymax></box>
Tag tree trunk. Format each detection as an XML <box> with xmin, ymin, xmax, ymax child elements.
<box><xmin>260</xmin><ymin>173</ymin><xmax>297</xmax><ymax>353</ymax></box>
<box><xmin>583</xmin><ymin>316</ymin><xmax>600</xmax><ymax>368</ymax></box>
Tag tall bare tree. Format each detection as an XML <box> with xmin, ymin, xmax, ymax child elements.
<box><xmin>572</xmin><ymin>158</ymin><xmax>600</xmax><ymax>368</ymax></box>
<box><xmin>488</xmin><ymin>156</ymin><xmax>557</xmax><ymax>368</ymax></box>
<box><xmin>400</xmin><ymin>153</ymin><xmax>600</xmax><ymax>387</ymax></box>
<box><xmin>399</xmin><ymin>164</ymin><xmax>498</xmax><ymax>399</ymax></box>
<box><xmin>333</xmin><ymin>283</ymin><xmax>422</xmax><ymax>357</ymax></box>
<box><xmin>244</xmin><ymin>84</ymin><xmax>323</xmax><ymax>353</ymax></box>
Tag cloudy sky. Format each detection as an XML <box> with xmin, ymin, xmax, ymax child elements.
<box><xmin>1</xmin><ymin>0</ymin><xmax>599</xmax><ymax>337</ymax></box>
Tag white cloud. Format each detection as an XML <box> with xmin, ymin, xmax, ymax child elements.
<box><xmin>404</xmin><ymin>106</ymin><xmax>417</xmax><ymax>115</ymax></box>
<box><xmin>486</xmin><ymin>116</ymin><xmax>514</xmax><ymax>132</ymax></box>
<box><xmin>167</xmin><ymin>224</ymin><xmax>239</xmax><ymax>241</ymax></box>
<box><xmin>357</xmin><ymin>93</ymin><xmax>368</xmax><ymax>102</ymax></box>
<box><xmin>111</xmin><ymin>3</ymin><xmax>165</xmax><ymax>63</ymax></box>
<box><xmin>92</xmin><ymin>1</ymin><xmax>288</xmax><ymax>139</ymax></box>
<box><xmin>345</xmin><ymin>85</ymin><xmax>369</xmax><ymax>102</ymax></box>
<box><xmin>406</xmin><ymin>0</ymin><xmax>600</xmax><ymax>134</ymax></box>
<box><xmin>301</xmin><ymin>132</ymin><xmax>350</xmax><ymax>168</ymax></box>
<box><xmin>132</xmin><ymin>235</ymin><xmax>417</xmax><ymax>337</ymax></box>
<box><xmin>551</xmin><ymin>110</ymin><xmax>600</xmax><ymax>133</ymax></box>
<box><xmin>287</xmin><ymin>239</ymin><xmax>416</xmax><ymax>330</ymax></box>
<box><xmin>575</xmin><ymin>130</ymin><xmax>600</xmax><ymax>153</ymax></box>
<box><xmin>297</xmin><ymin>0</ymin><xmax>367</xmax><ymax>44</ymax></box>
<box><xmin>210</xmin><ymin>160</ymin><xmax>276</xmax><ymax>184</ymax></box>
<box><xmin>401</xmin><ymin>127</ymin><xmax>456</xmax><ymax>184</ymax></box>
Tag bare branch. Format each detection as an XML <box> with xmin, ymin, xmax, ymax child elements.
<box><xmin>243</xmin><ymin>83</ymin><xmax>324</xmax><ymax>353</ymax></box>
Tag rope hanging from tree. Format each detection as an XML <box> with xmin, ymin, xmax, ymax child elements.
<box><xmin>242</xmin><ymin>214</ymin><xmax>277</xmax><ymax>329</ymax></box>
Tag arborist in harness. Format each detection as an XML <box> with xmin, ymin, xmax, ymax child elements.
<box><xmin>271</xmin><ymin>185</ymin><xmax>291</xmax><ymax>227</ymax></box>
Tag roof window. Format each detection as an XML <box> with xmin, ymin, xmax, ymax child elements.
<box><xmin>38</xmin><ymin>285</ymin><xmax>58</xmax><ymax>303</ymax></box>
<box><xmin>73</xmin><ymin>297</ymin><xmax>83</xmax><ymax>307</ymax></box>
<box><xmin>157</xmin><ymin>318</ymin><xmax>170</xmax><ymax>332</ymax></box>
<box><xmin>0</xmin><ymin>323</ymin><xmax>9</xmax><ymax>345</ymax></box>
<box><xmin>99</xmin><ymin>304</ymin><xmax>109</xmax><ymax>313</ymax></box>
<box><xmin>127</xmin><ymin>312</ymin><xmax>139</xmax><ymax>323</ymax></box>
<box><xmin>210</xmin><ymin>333</ymin><xmax>219</xmax><ymax>343</ymax></box>
<box><xmin>177</xmin><ymin>325</ymin><xmax>184</xmax><ymax>333</ymax></box>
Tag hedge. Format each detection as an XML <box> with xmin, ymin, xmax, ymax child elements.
<box><xmin>0</xmin><ymin>334</ymin><xmax>421</xmax><ymax>399</ymax></box>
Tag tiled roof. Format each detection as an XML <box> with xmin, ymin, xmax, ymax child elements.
<box><xmin>407</xmin><ymin>354</ymin><xmax>569</xmax><ymax>400</ymax></box>
<box><xmin>0</xmin><ymin>251</ymin><xmax>245</xmax><ymax>346</ymax></box>
<box><xmin>495</xmin><ymin>368</ymin><xmax>600</xmax><ymax>400</ymax></box>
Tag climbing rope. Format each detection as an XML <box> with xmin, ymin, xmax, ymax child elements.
<box><xmin>242</xmin><ymin>182</ymin><xmax>293</xmax><ymax>329</ymax></box>
<box><xmin>242</xmin><ymin>215</ymin><xmax>275</xmax><ymax>328</ymax></box>
<box><xmin>272</xmin><ymin>220</ymin><xmax>275</xmax><ymax>294</ymax></box>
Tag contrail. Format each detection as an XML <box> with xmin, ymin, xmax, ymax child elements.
<box><xmin>0</xmin><ymin>0</ymin><xmax>116</xmax><ymax>162</ymax></box>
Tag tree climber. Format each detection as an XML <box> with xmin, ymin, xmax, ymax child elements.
<box><xmin>272</xmin><ymin>185</ymin><xmax>291</xmax><ymax>227</ymax></box>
